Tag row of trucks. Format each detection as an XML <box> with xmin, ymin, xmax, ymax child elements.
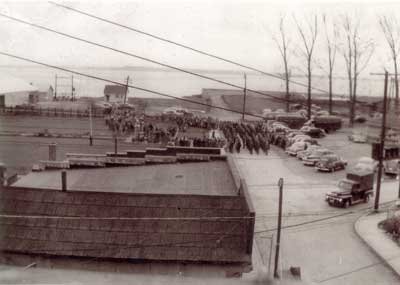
<box><xmin>325</xmin><ymin>169</ymin><xmax>374</xmax><ymax>208</ymax></box>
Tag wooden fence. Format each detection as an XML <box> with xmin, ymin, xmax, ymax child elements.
<box><xmin>0</xmin><ymin>106</ymin><xmax>105</xmax><ymax>118</ymax></box>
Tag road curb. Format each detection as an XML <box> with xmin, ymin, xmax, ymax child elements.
<box><xmin>354</xmin><ymin>211</ymin><xmax>400</xmax><ymax>278</ymax></box>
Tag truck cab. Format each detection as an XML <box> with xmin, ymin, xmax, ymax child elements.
<box><xmin>325</xmin><ymin>170</ymin><xmax>374</xmax><ymax>208</ymax></box>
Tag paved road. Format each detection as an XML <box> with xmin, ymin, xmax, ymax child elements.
<box><xmin>236</xmin><ymin>144</ymin><xmax>400</xmax><ymax>284</ymax></box>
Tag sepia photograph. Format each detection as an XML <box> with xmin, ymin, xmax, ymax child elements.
<box><xmin>0</xmin><ymin>0</ymin><xmax>400</xmax><ymax>284</ymax></box>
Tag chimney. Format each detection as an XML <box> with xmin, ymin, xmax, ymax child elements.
<box><xmin>49</xmin><ymin>143</ymin><xmax>57</xmax><ymax>161</ymax></box>
<box><xmin>61</xmin><ymin>170</ymin><xmax>67</xmax><ymax>192</ymax></box>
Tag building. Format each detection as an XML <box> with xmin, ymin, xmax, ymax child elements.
<box><xmin>0</xmin><ymin>158</ymin><xmax>255</xmax><ymax>276</ymax></box>
<box><xmin>104</xmin><ymin>85</ymin><xmax>127</xmax><ymax>103</ymax></box>
<box><xmin>0</xmin><ymin>74</ymin><xmax>38</xmax><ymax>107</ymax></box>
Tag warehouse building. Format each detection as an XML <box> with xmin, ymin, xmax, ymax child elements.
<box><xmin>0</xmin><ymin>74</ymin><xmax>38</xmax><ymax>107</ymax></box>
<box><xmin>0</xmin><ymin>158</ymin><xmax>255</xmax><ymax>277</ymax></box>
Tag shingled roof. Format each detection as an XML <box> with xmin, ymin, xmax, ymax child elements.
<box><xmin>0</xmin><ymin>187</ymin><xmax>253</xmax><ymax>264</ymax></box>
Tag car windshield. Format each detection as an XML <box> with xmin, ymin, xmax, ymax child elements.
<box><xmin>339</xmin><ymin>181</ymin><xmax>353</xmax><ymax>191</ymax></box>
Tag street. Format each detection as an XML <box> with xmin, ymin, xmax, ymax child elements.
<box><xmin>236</xmin><ymin>139</ymin><xmax>400</xmax><ymax>284</ymax></box>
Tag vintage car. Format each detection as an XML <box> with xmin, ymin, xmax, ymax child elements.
<box><xmin>285</xmin><ymin>141</ymin><xmax>308</xmax><ymax>156</ymax></box>
<box><xmin>383</xmin><ymin>159</ymin><xmax>400</xmax><ymax>176</ymax></box>
<box><xmin>300</xmin><ymin>126</ymin><xmax>326</xmax><ymax>138</ymax></box>
<box><xmin>303</xmin><ymin>148</ymin><xmax>334</xmax><ymax>166</ymax></box>
<box><xmin>296</xmin><ymin>145</ymin><xmax>322</xmax><ymax>160</ymax></box>
<box><xmin>316</xmin><ymin>154</ymin><xmax>347</xmax><ymax>172</ymax></box>
<box><xmin>348</xmin><ymin>132</ymin><xmax>367</xmax><ymax>143</ymax></box>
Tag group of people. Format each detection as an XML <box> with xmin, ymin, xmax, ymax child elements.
<box><xmin>174</xmin><ymin>135</ymin><xmax>225</xmax><ymax>148</ymax></box>
<box><xmin>105</xmin><ymin>109</ymin><xmax>177</xmax><ymax>143</ymax></box>
<box><xmin>104</xmin><ymin>108</ymin><xmax>274</xmax><ymax>154</ymax></box>
<box><xmin>221</xmin><ymin>121</ymin><xmax>270</xmax><ymax>155</ymax></box>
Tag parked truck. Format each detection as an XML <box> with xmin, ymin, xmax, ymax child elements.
<box><xmin>307</xmin><ymin>116</ymin><xmax>342</xmax><ymax>132</ymax></box>
<box><xmin>325</xmin><ymin>170</ymin><xmax>374</xmax><ymax>208</ymax></box>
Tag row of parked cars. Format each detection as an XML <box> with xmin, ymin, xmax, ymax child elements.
<box><xmin>268</xmin><ymin>121</ymin><xmax>347</xmax><ymax>173</ymax></box>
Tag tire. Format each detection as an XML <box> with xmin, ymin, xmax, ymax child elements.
<box><xmin>343</xmin><ymin>200</ymin><xmax>350</xmax><ymax>208</ymax></box>
<box><xmin>364</xmin><ymin>195</ymin><xmax>370</xmax><ymax>203</ymax></box>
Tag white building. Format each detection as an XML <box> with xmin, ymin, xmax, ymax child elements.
<box><xmin>104</xmin><ymin>85</ymin><xmax>127</xmax><ymax>103</ymax></box>
<box><xmin>0</xmin><ymin>74</ymin><xmax>38</xmax><ymax>107</ymax></box>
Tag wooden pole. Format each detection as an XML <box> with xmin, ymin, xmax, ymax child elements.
<box><xmin>242</xmin><ymin>73</ymin><xmax>247</xmax><ymax>121</ymax></box>
<box><xmin>374</xmin><ymin>71</ymin><xmax>388</xmax><ymax>211</ymax></box>
<box><xmin>274</xmin><ymin>178</ymin><xmax>284</xmax><ymax>278</ymax></box>
<box><xmin>124</xmin><ymin>76</ymin><xmax>129</xmax><ymax>104</ymax></box>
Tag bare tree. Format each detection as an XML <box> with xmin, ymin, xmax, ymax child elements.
<box><xmin>294</xmin><ymin>14</ymin><xmax>319</xmax><ymax>120</ymax></box>
<box><xmin>339</xmin><ymin>14</ymin><xmax>374</xmax><ymax>126</ymax></box>
<box><xmin>272</xmin><ymin>16</ymin><xmax>292</xmax><ymax>112</ymax></box>
<box><xmin>379</xmin><ymin>15</ymin><xmax>400</xmax><ymax>107</ymax></box>
<box><xmin>321</xmin><ymin>14</ymin><xmax>338</xmax><ymax>115</ymax></box>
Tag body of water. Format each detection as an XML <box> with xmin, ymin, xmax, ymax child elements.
<box><xmin>0</xmin><ymin>66</ymin><xmax>387</xmax><ymax>99</ymax></box>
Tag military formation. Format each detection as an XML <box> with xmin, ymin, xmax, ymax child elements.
<box><xmin>221</xmin><ymin>122</ymin><xmax>270</xmax><ymax>154</ymax></box>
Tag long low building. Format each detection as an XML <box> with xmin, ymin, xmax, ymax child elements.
<box><xmin>0</xmin><ymin>159</ymin><xmax>255</xmax><ymax>275</ymax></box>
<box><xmin>0</xmin><ymin>74</ymin><xmax>38</xmax><ymax>107</ymax></box>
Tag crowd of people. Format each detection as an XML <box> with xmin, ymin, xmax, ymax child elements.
<box><xmin>174</xmin><ymin>135</ymin><xmax>225</xmax><ymax>148</ymax></box>
<box><xmin>105</xmin><ymin>109</ymin><xmax>177</xmax><ymax>143</ymax></box>
<box><xmin>221</xmin><ymin>121</ymin><xmax>270</xmax><ymax>154</ymax></box>
<box><xmin>104</xmin><ymin>108</ymin><xmax>272</xmax><ymax>154</ymax></box>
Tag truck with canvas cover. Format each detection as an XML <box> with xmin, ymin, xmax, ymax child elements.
<box><xmin>325</xmin><ymin>170</ymin><xmax>374</xmax><ymax>208</ymax></box>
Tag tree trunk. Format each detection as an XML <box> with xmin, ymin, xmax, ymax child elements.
<box><xmin>329</xmin><ymin>72</ymin><xmax>333</xmax><ymax>114</ymax></box>
<box><xmin>394</xmin><ymin>58</ymin><xmax>399</xmax><ymax>108</ymax></box>
<box><xmin>285</xmin><ymin>72</ymin><xmax>290</xmax><ymax>113</ymax></box>
<box><xmin>307</xmin><ymin>61</ymin><xmax>312</xmax><ymax>120</ymax></box>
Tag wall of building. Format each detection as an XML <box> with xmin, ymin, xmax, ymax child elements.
<box><xmin>0</xmin><ymin>186</ymin><xmax>254</xmax><ymax>266</ymax></box>
<box><xmin>2</xmin><ymin>91</ymin><xmax>30</xmax><ymax>107</ymax></box>
<box><xmin>105</xmin><ymin>93</ymin><xmax>124</xmax><ymax>103</ymax></box>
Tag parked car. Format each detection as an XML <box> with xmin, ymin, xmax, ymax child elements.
<box><xmin>300</xmin><ymin>126</ymin><xmax>326</xmax><ymax>138</ymax></box>
<box><xmin>286</xmin><ymin>141</ymin><xmax>308</xmax><ymax>156</ymax></box>
<box><xmin>289</xmin><ymin>134</ymin><xmax>311</xmax><ymax>145</ymax></box>
<box><xmin>348</xmin><ymin>132</ymin><xmax>367</xmax><ymax>143</ymax></box>
<box><xmin>383</xmin><ymin>159</ymin><xmax>400</xmax><ymax>176</ymax></box>
<box><xmin>354</xmin><ymin>115</ymin><xmax>367</xmax><ymax>123</ymax></box>
<box><xmin>315</xmin><ymin>154</ymin><xmax>347</xmax><ymax>172</ymax></box>
<box><xmin>354</xmin><ymin>157</ymin><xmax>378</xmax><ymax>172</ymax></box>
<box><xmin>296</xmin><ymin>145</ymin><xmax>322</xmax><ymax>160</ymax></box>
<box><xmin>303</xmin><ymin>148</ymin><xmax>334</xmax><ymax>166</ymax></box>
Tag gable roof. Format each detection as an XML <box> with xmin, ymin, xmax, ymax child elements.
<box><xmin>104</xmin><ymin>85</ymin><xmax>127</xmax><ymax>95</ymax></box>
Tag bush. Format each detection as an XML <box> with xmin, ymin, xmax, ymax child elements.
<box><xmin>380</xmin><ymin>217</ymin><xmax>400</xmax><ymax>238</ymax></box>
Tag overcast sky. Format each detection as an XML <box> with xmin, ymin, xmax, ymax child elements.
<box><xmin>1</xmin><ymin>0</ymin><xmax>400</xmax><ymax>76</ymax></box>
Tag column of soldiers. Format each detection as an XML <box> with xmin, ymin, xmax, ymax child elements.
<box><xmin>221</xmin><ymin>122</ymin><xmax>270</xmax><ymax>155</ymax></box>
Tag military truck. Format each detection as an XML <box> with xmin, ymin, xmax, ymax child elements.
<box><xmin>325</xmin><ymin>170</ymin><xmax>374</xmax><ymax>208</ymax></box>
<box><xmin>307</xmin><ymin>116</ymin><xmax>342</xmax><ymax>132</ymax></box>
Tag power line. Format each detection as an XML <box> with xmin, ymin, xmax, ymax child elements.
<box><xmin>49</xmin><ymin>1</ymin><xmax>331</xmax><ymax>95</ymax></box>
<box><xmin>0</xmin><ymin>12</ymin><xmax>297</xmax><ymax>106</ymax></box>
<box><xmin>0</xmin><ymin>51</ymin><xmax>265</xmax><ymax>119</ymax></box>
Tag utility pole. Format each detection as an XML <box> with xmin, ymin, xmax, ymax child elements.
<box><xmin>398</xmin><ymin>160</ymin><xmax>400</xmax><ymax>199</ymax></box>
<box><xmin>242</xmin><ymin>73</ymin><xmax>247</xmax><ymax>121</ymax></box>
<box><xmin>71</xmin><ymin>75</ymin><xmax>74</xmax><ymax>101</ymax></box>
<box><xmin>274</xmin><ymin>178</ymin><xmax>284</xmax><ymax>278</ymax></box>
<box><xmin>124</xmin><ymin>76</ymin><xmax>130</xmax><ymax>104</ymax></box>
<box><xmin>374</xmin><ymin>71</ymin><xmax>389</xmax><ymax>211</ymax></box>
<box><xmin>89</xmin><ymin>103</ymin><xmax>93</xmax><ymax>146</ymax></box>
<box><xmin>54</xmin><ymin>74</ymin><xmax>57</xmax><ymax>100</ymax></box>
<box><xmin>114</xmin><ymin>134</ymin><xmax>118</xmax><ymax>155</ymax></box>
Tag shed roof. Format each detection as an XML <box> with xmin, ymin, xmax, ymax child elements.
<box><xmin>0</xmin><ymin>187</ymin><xmax>252</xmax><ymax>264</ymax></box>
<box><xmin>0</xmin><ymin>73</ymin><xmax>38</xmax><ymax>94</ymax></box>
